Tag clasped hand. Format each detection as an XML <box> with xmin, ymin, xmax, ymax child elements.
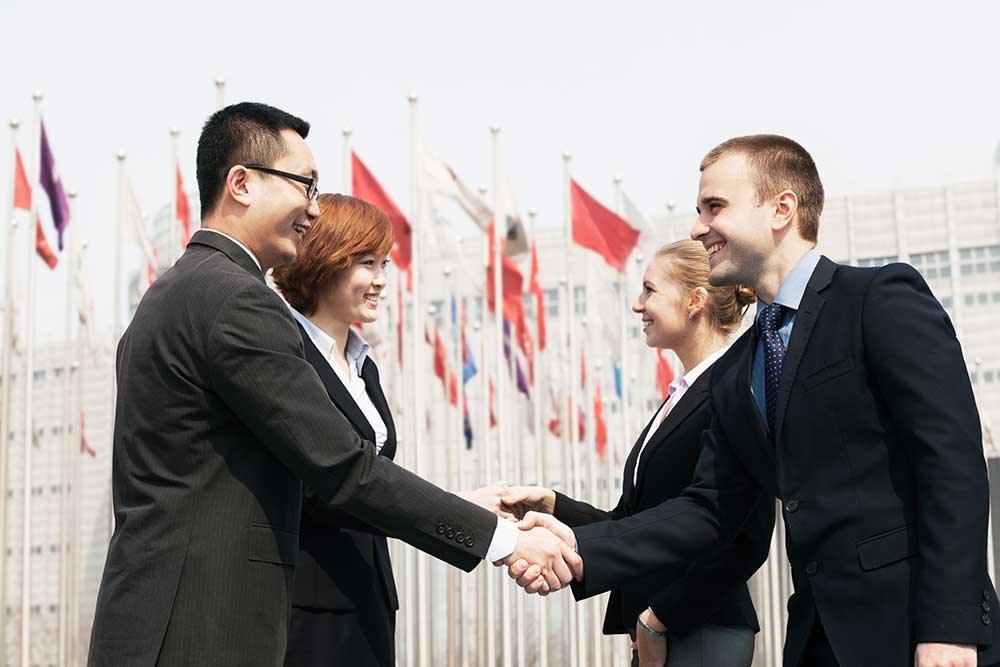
<box><xmin>463</xmin><ymin>483</ymin><xmax>583</xmax><ymax>594</ymax></box>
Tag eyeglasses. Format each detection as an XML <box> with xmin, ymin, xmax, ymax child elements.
<box><xmin>245</xmin><ymin>164</ymin><xmax>318</xmax><ymax>201</ymax></box>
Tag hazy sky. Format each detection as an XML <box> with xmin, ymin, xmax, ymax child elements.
<box><xmin>2</xmin><ymin>0</ymin><xmax>999</xmax><ymax>340</ymax></box>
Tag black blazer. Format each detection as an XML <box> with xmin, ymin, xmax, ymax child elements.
<box><xmin>88</xmin><ymin>231</ymin><xmax>495</xmax><ymax>667</ymax></box>
<box><xmin>571</xmin><ymin>257</ymin><xmax>1000</xmax><ymax>666</ymax></box>
<box><xmin>553</xmin><ymin>366</ymin><xmax>774</xmax><ymax>637</ymax></box>
<box><xmin>293</xmin><ymin>325</ymin><xmax>399</xmax><ymax>613</ymax></box>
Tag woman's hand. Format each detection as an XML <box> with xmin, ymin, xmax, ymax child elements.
<box><xmin>459</xmin><ymin>482</ymin><xmax>517</xmax><ymax>521</ymax></box>
<box><xmin>500</xmin><ymin>486</ymin><xmax>556</xmax><ymax>520</ymax></box>
<box><xmin>635</xmin><ymin>608</ymin><xmax>668</xmax><ymax>667</ymax></box>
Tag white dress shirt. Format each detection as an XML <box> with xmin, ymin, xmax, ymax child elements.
<box><xmin>634</xmin><ymin>347</ymin><xmax>727</xmax><ymax>486</ymax></box>
<box><xmin>288</xmin><ymin>305</ymin><xmax>518</xmax><ymax>561</ymax></box>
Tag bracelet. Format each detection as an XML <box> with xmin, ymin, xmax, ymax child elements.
<box><xmin>637</xmin><ymin>613</ymin><xmax>668</xmax><ymax>638</ymax></box>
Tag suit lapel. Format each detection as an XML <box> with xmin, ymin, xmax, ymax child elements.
<box><xmin>633</xmin><ymin>372</ymin><xmax>711</xmax><ymax>494</ymax></box>
<box><xmin>622</xmin><ymin>404</ymin><xmax>662</xmax><ymax>505</ymax></box>
<box><xmin>725</xmin><ymin>328</ymin><xmax>775</xmax><ymax>471</ymax></box>
<box><xmin>774</xmin><ymin>257</ymin><xmax>835</xmax><ymax>446</ymax></box>
<box><xmin>298</xmin><ymin>324</ymin><xmax>377</xmax><ymax>444</ymax></box>
<box><xmin>361</xmin><ymin>358</ymin><xmax>396</xmax><ymax>460</ymax></box>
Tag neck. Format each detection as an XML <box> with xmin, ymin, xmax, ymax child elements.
<box><xmin>306</xmin><ymin>305</ymin><xmax>351</xmax><ymax>358</ymax></box>
<box><xmin>673</xmin><ymin>324</ymin><xmax>727</xmax><ymax>375</ymax></box>
<box><xmin>203</xmin><ymin>214</ymin><xmax>270</xmax><ymax>272</ymax></box>
<box><xmin>754</xmin><ymin>240</ymin><xmax>815</xmax><ymax>304</ymax></box>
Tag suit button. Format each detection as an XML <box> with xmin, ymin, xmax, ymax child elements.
<box><xmin>784</xmin><ymin>500</ymin><xmax>799</xmax><ymax>513</ymax></box>
<box><xmin>983</xmin><ymin>614</ymin><xmax>991</xmax><ymax>626</ymax></box>
<box><xmin>985</xmin><ymin>602</ymin><xmax>992</xmax><ymax>613</ymax></box>
<box><xmin>436</xmin><ymin>522</ymin><xmax>446</xmax><ymax>535</ymax></box>
<box><xmin>455</xmin><ymin>531</ymin><xmax>465</xmax><ymax>542</ymax></box>
<box><xmin>465</xmin><ymin>537</ymin><xmax>475</xmax><ymax>547</ymax></box>
<box><xmin>986</xmin><ymin>590</ymin><xmax>992</xmax><ymax>601</ymax></box>
<box><xmin>446</xmin><ymin>529</ymin><xmax>456</xmax><ymax>539</ymax></box>
<box><xmin>805</xmin><ymin>561</ymin><xmax>818</xmax><ymax>576</ymax></box>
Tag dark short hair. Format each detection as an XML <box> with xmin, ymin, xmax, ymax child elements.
<box><xmin>196</xmin><ymin>102</ymin><xmax>311</xmax><ymax>217</ymax></box>
<box><xmin>701</xmin><ymin>134</ymin><xmax>824</xmax><ymax>243</ymax></box>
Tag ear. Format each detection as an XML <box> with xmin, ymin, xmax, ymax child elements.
<box><xmin>771</xmin><ymin>189</ymin><xmax>798</xmax><ymax>234</ymax></box>
<box><xmin>226</xmin><ymin>165</ymin><xmax>253</xmax><ymax>208</ymax></box>
<box><xmin>688</xmin><ymin>286</ymin><xmax>709</xmax><ymax>319</ymax></box>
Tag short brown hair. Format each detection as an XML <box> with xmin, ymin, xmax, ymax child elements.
<box><xmin>655</xmin><ymin>240</ymin><xmax>756</xmax><ymax>335</ymax></box>
<box><xmin>273</xmin><ymin>194</ymin><xmax>394</xmax><ymax>314</ymax></box>
<box><xmin>700</xmin><ymin>134</ymin><xmax>824</xmax><ymax>243</ymax></box>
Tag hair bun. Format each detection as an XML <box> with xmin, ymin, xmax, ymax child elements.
<box><xmin>735</xmin><ymin>284</ymin><xmax>757</xmax><ymax>307</ymax></box>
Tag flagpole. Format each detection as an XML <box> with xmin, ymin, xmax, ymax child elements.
<box><xmin>490</xmin><ymin>124</ymin><xmax>514</xmax><ymax>667</ymax></box>
<box><xmin>613</xmin><ymin>177</ymin><xmax>629</xmax><ymax>514</ymax></box>
<box><xmin>56</xmin><ymin>187</ymin><xmax>78</xmax><ymax>667</ymax></box>
<box><xmin>557</xmin><ymin>273</ymin><xmax>575</xmax><ymax>667</ymax></box>
<box><xmin>0</xmin><ymin>116</ymin><xmax>21</xmax><ymax>666</ymax></box>
<box><xmin>408</xmin><ymin>93</ymin><xmax>432</xmax><ymax>667</ymax></box>
<box><xmin>111</xmin><ymin>150</ymin><xmax>126</xmax><ymax>542</ymax></box>
<box><xmin>341</xmin><ymin>128</ymin><xmax>352</xmax><ymax>195</ymax></box>
<box><xmin>214</xmin><ymin>76</ymin><xmax>226</xmax><ymax>111</ymax></box>
<box><xmin>447</xmin><ymin>264</ymin><xmax>465</xmax><ymax>667</ymax></box>
<box><xmin>528</xmin><ymin>209</ymin><xmax>548</xmax><ymax>667</ymax></box>
<box><xmin>21</xmin><ymin>89</ymin><xmax>44</xmax><ymax>667</ymax></box>
<box><xmin>170</xmin><ymin>128</ymin><xmax>180</xmax><ymax>265</ymax></box>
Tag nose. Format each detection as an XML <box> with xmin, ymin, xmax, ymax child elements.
<box><xmin>691</xmin><ymin>217</ymin><xmax>709</xmax><ymax>241</ymax></box>
<box><xmin>373</xmin><ymin>266</ymin><xmax>388</xmax><ymax>288</ymax></box>
<box><xmin>632</xmin><ymin>293</ymin><xmax>644</xmax><ymax>313</ymax></box>
<box><xmin>306</xmin><ymin>197</ymin><xmax>320</xmax><ymax>220</ymax></box>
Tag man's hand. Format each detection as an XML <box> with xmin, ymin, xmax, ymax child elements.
<box><xmin>459</xmin><ymin>482</ymin><xmax>517</xmax><ymax>521</ymax></box>
<box><xmin>500</xmin><ymin>485</ymin><xmax>556</xmax><ymax>519</ymax></box>
<box><xmin>914</xmin><ymin>642</ymin><xmax>976</xmax><ymax>667</ymax></box>
<box><xmin>635</xmin><ymin>608</ymin><xmax>668</xmax><ymax>667</ymax></box>
<box><xmin>501</xmin><ymin>512</ymin><xmax>582</xmax><ymax>594</ymax></box>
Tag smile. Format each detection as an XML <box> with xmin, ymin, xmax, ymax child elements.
<box><xmin>292</xmin><ymin>222</ymin><xmax>309</xmax><ymax>238</ymax></box>
<box><xmin>363</xmin><ymin>293</ymin><xmax>379</xmax><ymax>308</ymax></box>
<box><xmin>707</xmin><ymin>241</ymin><xmax>726</xmax><ymax>257</ymax></box>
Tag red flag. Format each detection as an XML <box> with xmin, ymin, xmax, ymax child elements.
<box><xmin>13</xmin><ymin>149</ymin><xmax>31</xmax><ymax>211</ymax></box>
<box><xmin>448</xmin><ymin>371</ymin><xmax>458</xmax><ymax>407</ymax></box>
<box><xmin>80</xmin><ymin>411</ymin><xmax>96</xmax><ymax>458</ymax></box>
<box><xmin>35</xmin><ymin>218</ymin><xmax>57</xmax><ymax>269</ymax></box>
<box><xmin>528</xmin><ymin>242</ymin><xmax>546</xmax><ymax>351</ymax></box>
<box><xmin>594</xmin><ymin>383</ymin><xmax>607</xmax><ymax>460</ymax></box>
<box><xmin>570</xmin><ymin>179</ymin><xmax>640</xmax><ymax>271</ymax></box>
<box><xmin>489</xmin><ymin>377</ymin><xmax>497</xmax><ymax>428</ymax></box>
<box><xmin>351</xmin><ymin>152</ymin><xmax>412</xmax><ymax>288</ymax></box>
<box><xmin>433</xmin><ymin>328</ymin><xmax>447</xmax><ymax>384</ymax></box>
<box><xmin>656</xmin><ymin>349</ymin><xmax>675</xmax><ymax>400</ymax></box>
<box><xmin>547</xmin><ymin>415</ymin><xmax>561</xmax><ymax>437</ymax></box>
<box><xmin>578</xmin><ymin>407</ymin><xmax>586</xmax><ymax>442</ymax></box>
<box><xmin>176</xmin><ymin>165</ymin><xmax>192</xmax><ymax>248</ymax></box>
<box><xmin>144</xmin><ymin>246</ymin><xmax>159</xmax><ymax>289</ymax></box>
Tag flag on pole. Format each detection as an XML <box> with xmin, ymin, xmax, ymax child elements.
<box><xmin>448</xmin><ymin>371</ymin><xmax>458</xmax><ymax>407</ymax></box>
<box><xmin>502</xmin><ymin>320</ymin><xmax>530</xmax><ymax>398</ymax></box>
<box><xmin>34</xmin><ymin>219</ymin><xmax>57</xmax><ymax>268</ymax></box>
<box><xmin>39</xmin><ymin>120</ymin><xmax>70</xmax><ymax>250</ymax></box>
<box><xmin>528</xmin><ymin>242</ymin><xmax>546</xmax><ymax>351</ymax></box>
<box><xmin>176</xmin><ymin>165</ymin><xmax>192</xmax><ymax>248</ymax></box>
<box><xmin>13</xmin><ymin>149</ymin><xmax>31</xmax><ymax>210</ymax></box>
<box><xmin>613</xmin><ymin>361</ymin><xmax>622</xmax><ymax>400</ymax></box>
<box><xmin>122</xmin><ymin>177</ymin><xmax>160</xmax><ymax>293</ymax></box>
<box><xmin>462</xmin><ymin>334</ymin><xmax>477</xmax><ymax>384</ymax></box>
<box><xmin>80</xmin><ymin>411</ymin><xmax>96</xmax><ymax>458</ymax></box>
<box><xmin>489</xmin><ymin>377</ymin><xmax>497</xmax><ymax>428</ymax></box>
<box><xmin>656</xmin><ymin>349</ymin><xmax>674</xmax><ymax>400</ymax></box>
<box><xmin>351</xmin><ymin>152</ymin><xmax>412</xmax><ymax>288</ymax></box>
<box><xmin>594</xmin><ymin>383</ymin><xmax>607</xmax><ymax>460</ymax></box>
<box><xmin>463</xmin><ymin>398</ymin><xmax>474</xmax><ymax>449</ymax></box>
<box><xmin>395</xmin><ymin>279</ymin><xmax>404</xmax><ymax>367</ymax></box>
<box><xmin>622</xmin><ymin>190</ymin><xmax>657</xmax><ymax>259</ymax></box>
<box><xmin>432</xmin><ymin>327</ymin><xmax>447</xmax><ymax>386</ymax></box>
<box><xmin>570</xmin><ymin>179</ymin><xmax>640</xmax><ymax>271</ymax></box>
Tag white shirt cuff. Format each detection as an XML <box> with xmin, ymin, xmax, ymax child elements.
<box><xmin>485</xmin><ymin>516</ymin><xmax>519</xmax><ymax>562</ymax></box>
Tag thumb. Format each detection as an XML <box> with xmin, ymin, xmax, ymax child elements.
<box><xmin>517</xmin><ymin>511</ymin><xmax>546</xmax><ymax>531</ymax></box>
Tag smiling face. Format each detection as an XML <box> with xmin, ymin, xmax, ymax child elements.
<box><xmin>244</xmin><ymin>129</ymin><xmax>320</xmax><ymax>271</ymax></box>
<box><xmin>632</xmin><ymin>257</ymin><xmax>691</xmax><ymax>351</ymax></box>
<box><xmin>690</xmin><ymin>152</ymin><xmax>774</xmax><ymax>289</ymax></box>
<box><xmin>323</xmin><ymin>253</ymin><xmax>390</xmax><ymax>326</ymax></box>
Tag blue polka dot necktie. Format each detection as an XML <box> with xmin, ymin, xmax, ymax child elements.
<box><xmin>758</xmin><ymin>303</ymin><xmax>787</xmax><ymax>438</ymax></box>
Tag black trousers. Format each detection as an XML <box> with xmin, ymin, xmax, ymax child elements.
<box><xmin>284</xmin><ymin>604</ymin><xmax>396</xmax><ymax>667</ymax></box>
<box><xmin>799</xmin><ymin>616</ymin><xmax>839</xmax><ymax>667</ymax></box>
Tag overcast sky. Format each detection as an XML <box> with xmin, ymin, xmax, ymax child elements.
<box><xmin>2</xmin><ymin>0</ymin><xmax>999</xmax><ymax>340</ymax></box>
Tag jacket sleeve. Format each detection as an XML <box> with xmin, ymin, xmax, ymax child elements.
<box><xmin>553</xmin><ymin>491</ymin><xmax>627</xmax><ymax>528</ymax></box>
<box><xmin>206</xmin><ymin>283</ymin><xmax>495</xmax><ymax>571</ymax></box>
<box><xmin>648</xmin><ymin>493</ymin><xmax>775</xmax><ymax>636</ymax></box>
<box><xmin>301</xmin><ymin>486</ymin><xmax>388</xmax><ymax>536</ymax></box>
<box><xmin>863</xmin><ymin>263</ymin><xmax>992</xmax><ymax>646</ymax></box>
<box><xmin>570</xmin><ymin>410</ymin><xmax>763</xmax><ymax>601</ymax></box>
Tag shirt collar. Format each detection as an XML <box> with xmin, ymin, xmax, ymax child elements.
<box><xmin>671</xmin><ymin>345</ymin><xmax>728</xmax><ymax>395</ymax></box>
<box><xmin>199</xmin><ymin>228</ymin><xmax>262</xmax><ymax>273</ymax></box>
<box><xmin>762</xmin><ymin>247</ymin><xmax>821</xmax><ymax>313</ymax></box>
<box><xmin>286</xmin><ymin>305</ymin><xmax>370</xmax><ymax>377</ymax></box>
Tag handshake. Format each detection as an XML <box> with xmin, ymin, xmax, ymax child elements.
<box><xmin>460</xmin><ymin>483</ymin><xmax>581</xmax><ymax>595</ymax></box>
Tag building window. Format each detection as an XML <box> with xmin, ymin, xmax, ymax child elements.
<box><xmin>522</xmin><ymin>292</ymin><xmax>535</xmax><ymax>321</ymax></box>
<box><xmin>959</xmin><ymin>244</ymin><xmax>1000</xmax><ymax>276</ymax></box>
<box><xmin>53</xmin><ymin>368</ymin><xmax>64</xmax><ymax>378</ymax></box>
<box><xmin>573</xmin><ymin>286</ymin><xmax>587</xmax><ymax>316</ymax></box>
<box><xmin>856</xmin><ymin>255</ymin><xmax>897</xmax><ymax>268</ymax></box>
<box><xmin>985</xmin><ymin>370</ymin><xmax>996</xmax><ymax>383</ymax></box>
<box><xmin>964</xmin><ymin>294</ymin><xmax>975</xmax><ymax>306</ymax></box>
<box><xmin>32</xmin><ymin>370</ymin><xmax>46</xmax><ymax>381</ymax></box>
<box><xmin>941</xmin><ymin>296</ymin><xmax>953</xmax><ymax>309</ymax></box>
<box><xmin>543</xmin><ymin>289</ymin><xmax>559</xmax><ymax>318</ymax></box>
<box><xmin>978</xmin><ymin>292</ymin><xmax>989</xmax><ymax>305</ymax></box>
<box><xmin>910</xmin><ymin>250</ymin><xmax>950</xmax><ymax>280</ymax></box>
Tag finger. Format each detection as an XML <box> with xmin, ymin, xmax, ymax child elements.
<box><xmin>541</xmin><ymin>564</ymin><xmax>561</xmax><ymax>592</ymax></box>
<box><xmin>562</xmin><ymin>545</ymin><xmax>584</xmax><ymax>580</ymax></box>
<box><xmin>508</xmin><ymin>560</ymin><xmax>535</xmax><ymax>581</ymax></box>
<box><xmin>523</xmin><ymin>575</ymin><xmax>547</xmax><ymax>595</ymax></box>
<box><xmin>551</xmin><ymin>553</ymin><xmax>573</xmax><ymax>587</ymax></box>
<box><xmin>517</xmin><ymin>513</ymin><xmax>541</xmax><ymax>531</ymax></box>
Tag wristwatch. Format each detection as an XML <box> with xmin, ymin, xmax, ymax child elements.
<box><xmin>637</xmin><ymin>611</ymin><xmax>668</xmax><ymax>638</ymax></box>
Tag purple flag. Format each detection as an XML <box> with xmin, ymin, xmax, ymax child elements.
<box><xmin>40</xmin><ymin>120</ymin><xmax>70</xmax><ymax>250</ymax></box>
<box><xmin>502</xmin><ymin>320</ymin><xmax>531</xmax><ymax>398</ymax></box>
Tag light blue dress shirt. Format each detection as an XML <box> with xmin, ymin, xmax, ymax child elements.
<box><xmin>751</xmin><ymin>249</ymin><xmax>822</xmax><ymax>424</ymax></box>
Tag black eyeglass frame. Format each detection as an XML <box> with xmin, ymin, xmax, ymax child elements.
<box><xmin>244</xmin><ymin>164</ymin><xmax>318</xmax><ymax>200</ymax></box>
